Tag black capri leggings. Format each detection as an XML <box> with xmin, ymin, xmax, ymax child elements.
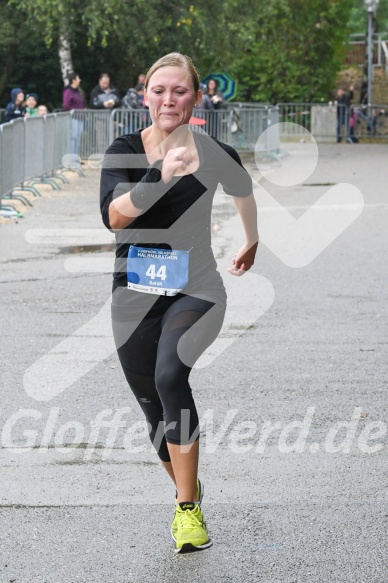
<box><xmin>112</xmin><ymin>293</ymin><xmax>226</xmax><ymax>462</ymax></box>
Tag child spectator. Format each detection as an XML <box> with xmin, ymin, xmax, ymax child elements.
<box><xmin>349</xmin><ymin>107</ymin><xmax>359</xmax><ymax>144</ymax></box>
<box><xmin>3</xmin><ymin>88</ymin><xmax>26</xmax><ymax>122</ymax></box>
<box><xmin>37</xmin><ymin>105</ymin><xmax>48</xmax><ymax>115</ymax></box>
<box><xmin>25</xmin><ymin>93</ymin><xmax>39</xmax><ymax>117</ymax></box>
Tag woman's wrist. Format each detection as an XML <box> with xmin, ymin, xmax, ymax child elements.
<box><xmin>245</xmin><ymin>238</ymin><xmax>259</xmax><ymax>248</ymax></box>
<box><xmin>129</xmin><ymin>159</ymin><xmax>165</xmax><ymax>210</ymax></box>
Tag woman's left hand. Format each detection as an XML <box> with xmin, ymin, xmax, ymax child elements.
<box><xmin>228</xmin><ymin>241</ymin><xmax>258</xmax><ymax>276</ymax></box>
<box><xmin>161</xmin><ymin>147</ymin><xmax>193</xmax><ymax>183</ymax></box>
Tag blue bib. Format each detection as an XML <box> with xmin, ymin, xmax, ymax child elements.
<box><xmin>127</xmin><ymin>246</ymin><xmax>190</xmax><ymax>296</ymax></box>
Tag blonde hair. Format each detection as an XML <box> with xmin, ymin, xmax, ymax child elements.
<box><xmin>144</xmin><ymin>52</ymin><xmax>200</xmax><ymax>93</ymax></box>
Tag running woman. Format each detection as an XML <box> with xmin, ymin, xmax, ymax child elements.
<box><xmin>100</xmin><ymin>52</ymin><xmax>258</xmax><ymax>553</ymax></box>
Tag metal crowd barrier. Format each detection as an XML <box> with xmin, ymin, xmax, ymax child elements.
<box><xmin>110</xmin><ymin>108</ymin><xmax>231</xmax><ymax>143</ymax></box>
<box><xmin>70</xmin><ymin>109</ymin><xmax>112</xmax><ymax>160</ymax></box>
<box><xmin>2</xmin><ymin>97</ymin><xmax>385</xmax><ymax>213</ymax></box>
<box><xmin>64</xmin><ymin>108</ymin><xmax>281</xmax><ymax>158</ymax></box>
<box><xmin>54</xmin><ymin>112</ymin><xmax>72</xmax><ymax>168</ymax></box>
<box><xmin>110</xmin><ymin>106</ymin><xmax>280</xmax><ymax>154</ymax></box>
<box><xmin>278</xmin><ymin>103</ymin><xmax>316</xmax><ymax>135</ymax></box>
<box><xmin>278</xmin><ymin>102</ymin><xmax>388</xmax><ymax>141</ymax></box>
<box><xmin>0</xmin><ymin>112</ymin><xmax>73</xmax><ymax>217</ymax></box>
<box><xmin>0</xmin><ymin>106</ymin><xmax>280</xmax><ymax>218</ymax></box>
<box><xmin>226</xmin><ymin>105</ymin><xmax>280</xmax><ymax>153</ymax></box>
<box><xmin>350</xmin><ymin>104</ymin><xmax>388</xmax><ymax>140</ymax></box>
<box><xmin>278</xmin><ymin>102</ymin><xmax>352</xmax><ymax>141</ymax></box>
<box><xmin>110</xmin><ymin>108</ymin><xmax>151</xmax><ymax>146</ymax></box>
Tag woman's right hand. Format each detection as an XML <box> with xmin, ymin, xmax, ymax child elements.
<box><xmin>161</xmin><ymin>147</ymin><xmax>193</xmax><ymax>183</ymax></box>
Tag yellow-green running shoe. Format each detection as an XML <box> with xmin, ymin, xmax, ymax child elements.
<box><xmin>171</xmin><ymin>502</ymin><xmax>212</xmax><ymax>553</ymax></box>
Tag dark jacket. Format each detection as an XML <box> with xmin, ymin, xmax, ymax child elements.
<box><xmin>337</xmin><ymin>90</ymin><xmax>353</xmax><ymax>118</ymax></box>
<box><xmin>90</xmin><ymin>85</ymin><xmax>120</xmax><ymax>109</ymax></box>
<box><xmin>207</xmin><ymin>91</ymin><xmax>225</xmax><ymax>110</ymax></box>
<box><xmin>3</xmin><ymin>88</ymin><xmax>26</xmax><ymax>123</ymax></box>
<box><xmin>63</xmin><ymin>85</ymin><xmax>86</xmax><ymax>110</ymax></box>
<box><xmin>121</xmin><ymin>88</ymin><xmax>144</xmax><ymax>109</ymax></box>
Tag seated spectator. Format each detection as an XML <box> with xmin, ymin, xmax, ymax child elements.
<box><xmin>25</xmin><ymin>93</ymin><xmax>39</xmax><ymax>117</ymax></box>
<box><xmin>37</xmin><ymin>105</ymin><xmax>48</xmax><ymax>115</ymax></box>
<box><xmin>3</xmin><ymin>88</ymin><xmax>26</xmax><ymax>122</ymax></box>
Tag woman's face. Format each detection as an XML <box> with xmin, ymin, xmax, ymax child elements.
<box><xmin>207</xmin><ymin>79</ymin><xmax>217</xmax><ymax>92</ymax></box>
<box><xmin>145</xmin><ymin>66</ymin><xmax>201</xmax><ymax>131</ymax></box>
<box><xmin>15</xmin><ymin>92</ymin><xmax>24</xmax><ymax>105</ymax></box>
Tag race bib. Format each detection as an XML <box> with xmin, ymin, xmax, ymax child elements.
<box><xmin>126</xmin><ymin>246</ymin><xmax>190</xmax><ymax>296</ymax></box>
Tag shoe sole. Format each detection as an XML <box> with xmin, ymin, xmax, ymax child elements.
<box><xmin>171</xmin><ymin>530</ymin><xmax>213</xmax><ymax>554</ymax></box>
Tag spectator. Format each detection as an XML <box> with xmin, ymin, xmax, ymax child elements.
<box><xmin>348</xmin><ymin>107</ymin><xmax>359</xmax><ymax>144</ymax></box>
<box><xmin>37</xmin><ymin>105</ymin><xmax>48</xmax><ymax>116</ymax></box>
<box><xmin>89</xmin><ymin>73</ymin><xmax>120</xmax><ymax>110</ymax></box>
<box><xmin>205</xmin><ymin>78</ymin><xmax>225</xmax><ymax>138</ymax></box>
<box><xmin>136</xmin><ymin>76</ymin><xmax>149</xmax><ymax>118</ymax></box>
<box><xmin>3</xmin><ymin>88</ymin><xmax>26</xmax><ymax>123</ymax></box>
<box><xmin>137</xmin><ymin>73</ymin><xmax>146</xmax><ymax>88</ymax></box>
<box><xmin>25</xmin><ymin>93</ymin><xmax>39</xmax><ymax>117</ymax></box>
<box><xmin>90</xmin><ymin>73</ymin><xmax>120</xmax><ymax>153</ymax></box>
<box><xmin>196</xmin><ymin>82</ymin><xmax>212</xmax><ymax>111</ymax></box>
<box><xmin>63</xmin><ymin>72</ymin><xmax>86</xmax><ymax>156</ymax></box>
<box><xmin>121</xmin><ymin>83</ymin><xmax>144</xmax><ymax>110</ymax></box>
<box><xmin>360</xmin><ymin>81</ymin><xmax>368</xmax><ymax>106</ymax></box>
<box><xmin>120</xmin><ymin>83</ymin><xmax>147</xmax><ymax>134</ymax></box>
<box><xmin>206</xmin><ymin>78</ymin><xmax>224</xmax><ymax>109</ymax></box>
<box><xmin>193</xmin><ymin>83</ymin><xmax>212</xmax><ymax>130</ymax></box>
<box><xmin>336</xmin><ymin>84</ymin><xmax>354</xmax><ymax>143</ymax></box>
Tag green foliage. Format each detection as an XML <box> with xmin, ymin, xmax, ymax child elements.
<box><xmin>223</xmin><ymin>0</ymin><xmax>354</xmax><ymax>102</ymax></box>
<box><xmin>2</xmin><ymin>38</ymin><xmax>63</xmax><ymax>110</ymax></box>
<box><xmin>0</xmin><ymin>0</ymin><xmax>363</xmax><ymax>107</ymax></box>
<box><xmin>348</xmin><ymin>0</ymin><xmax>388</xmax><ymax>34</ymax></box>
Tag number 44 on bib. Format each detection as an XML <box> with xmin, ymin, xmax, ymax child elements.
<box><xmin>146</xmin><ymin>264</ymin><xmax>167</xmax><ymax>281</ymax></box>
<box><xmin>126</xmin><ymin>246</ymin><xmax>190</xmax><ymax>296</ymax></box>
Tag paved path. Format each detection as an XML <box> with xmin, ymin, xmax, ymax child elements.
<box><xmin>0</xmin><ymin>143</ymin><xmax>387</xmax><ymax>582</ymax></box>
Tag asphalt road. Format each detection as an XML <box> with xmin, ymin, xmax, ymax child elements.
<box><xmin>0</xmin><ymin>142</ymin><xmax>387</xmax><ymax>582</ymax></box>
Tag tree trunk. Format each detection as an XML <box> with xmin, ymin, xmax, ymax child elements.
<box><xmin>0</xmin><ymin>44</ymin><xmax>17</xmax><ymax>98</ymax></box>
<box><xmin>58</xmin><ymin>30</ymin><xmax>74</xmax><ymax>86</ymax></box>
